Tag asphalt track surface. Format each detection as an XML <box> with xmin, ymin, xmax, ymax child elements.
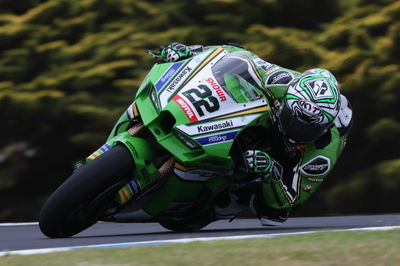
<box><xmin>1</xmin><ymin>214</ymin><xmax>399</xmax><ymax>252</ymax></box>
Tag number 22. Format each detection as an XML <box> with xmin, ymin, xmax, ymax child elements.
<box><xmin>183</xmin><ymin>85</ymin><xmax>219</xmax><ymax>116</ymax></box>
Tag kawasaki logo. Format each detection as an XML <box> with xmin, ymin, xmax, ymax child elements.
<box><xmin>166</xmin><ymin>66</ymin><xmax>192</xmax><ymax>93</ymax></box>
<box><xmin>197</xmin><ymin>120</ymin><xmax>234</xmax><ymax>133</ymax></box>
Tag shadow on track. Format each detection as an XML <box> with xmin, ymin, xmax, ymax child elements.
<box><xmin>66</xmin><ymin>224</ymin><xmax>356</xmax><ymax>239</ymax></box>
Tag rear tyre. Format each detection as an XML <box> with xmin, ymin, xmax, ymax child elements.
<box><xmin>39</xmin><ymin>145</ymin><xmax>134</xmax><ymax>238</ymax></box>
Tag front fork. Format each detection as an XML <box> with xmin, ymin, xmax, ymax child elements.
<box><xmin>85</xmin><ymin>123</ymin><xmax>174</xmax><ymax>205</ymax></box>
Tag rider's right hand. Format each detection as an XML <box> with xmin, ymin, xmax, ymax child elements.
<box><xmin>245</xmin><ymin>150</ymin><xmax>283</xmax><ymax>183</ymax></box>
<box><xmin>245</xmin><ymin>150</ymin><xmax>272</xmax><ymax>174</ymax></box>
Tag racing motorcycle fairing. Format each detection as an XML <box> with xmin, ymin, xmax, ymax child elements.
<box><xmin>134</xmin><ymin>47</ymin><xmax>271</xmax><ymax>170</ymax></box>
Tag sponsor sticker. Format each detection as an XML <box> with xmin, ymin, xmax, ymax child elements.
<box><xmin>255</xmin><ymin>58</ymin><xmax>275</xmax><ymax>71</ymax></box>
<box><xmin>266</xmin><ymin>70</ymin><xmax>293</xmax><ymax>86</ymax></box>
<box><xmin>88</xmin><ymin>143</ymin><xmax>111</xmax><ymax>160</ymax></box>
<box><xmin>195</xmin><ymin>131</ymin><xmax>238</xmax><ymax>146</ymax></box>
<box><xmin>88</xmin><ymin>151</ymin><xmax>101</xmax><ymax>160</ymax></box>
<box><xmin>155</xmin><ymin>61</ymin><xmax>184</xmax><ymax>91</ymax></box>
<box><xmin>100</xmin><ymin>144</ymin><xmax>111</xmax><ymax>153</ymax></box>
<box><xmin>290</xmin><ymin>99</ymin><xmax>325</xmax><ymax>124</ymax></box>
<box><xmin>304</xmin><ymin>184</ymin><xmax>314</xmax><ymax>193</ymax></box>
<box><xmin>176</xmin><ymin>114</ymin><xmax>259</xmax><ymax>136</ymax></box>
<box><xmin>205</xmin><ymin>77</ymin><xmax>227</xmax><ymax>102</ymax></box>
<box><xmin>165</xmin><ymin>66</ymin><xmax>193</xmax><ymax>93</ymax></box>
<box><xmin>307</xmin><ymin>177</ymin><xmax>324</xmax><ymax>183</ymax></box>
<box><xmin>172</xmin><ymin>95</ymin><xmax>198</xmax><ymax>122</ymax></box>
<box><xmin>300</xmin><ymin>156</ymin><xmax>330</xmax><ymax>176</ymax></box>
<box><xmin>127</xmin><ymin>179</ymin><xmax>141</xmax><ymax>193</ymax></box>
<box><xmin>197</xmin><ymin>120</ymin><xmax>234</xmax><ymax>134</ymax></box>
<box><xmin>304</xmin><ymin>78</ymin><xmax>333</xmax><ymax>100</ymax></box>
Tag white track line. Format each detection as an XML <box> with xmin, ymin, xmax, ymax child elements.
<box><xmin>0</xmin><ymin>222</ymin><xmax>38</xmax><ymax>226</ymax></box>
<box><xmin>0</xmin><ymin>225</ymin><xmax>399</xmax><ymax>257</ymax></box>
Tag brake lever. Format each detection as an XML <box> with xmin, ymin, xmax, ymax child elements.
<box><xmin>146</xmin><ymin>50</ymin><xmax>163</xmax><ymax>61</ymax></box>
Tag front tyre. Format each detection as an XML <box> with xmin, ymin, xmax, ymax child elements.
<box><xmin>39</xmin><ymin>145</ymin><xmax>134</xmax><ymax>238</ymax></box>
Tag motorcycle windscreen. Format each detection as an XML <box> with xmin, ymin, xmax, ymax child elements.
<box><xmin>211</xmin><ymin>55</ymin><xmax>263</xmax><ymax>103</ymax></box>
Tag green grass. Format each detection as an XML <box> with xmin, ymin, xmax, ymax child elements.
<box><xmin>1</xmin><ymin>229</ymin><xmax>399</xmax><ymax>266</ymax></box>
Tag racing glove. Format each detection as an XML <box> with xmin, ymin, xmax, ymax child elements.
<box><xmin>159</xmin><ymin>43</ymin><xmax>193</xmax><ymax>62</ymax></box>
<box><xmin>245</xmin><ymin>150</ymin><xmax>283</xmax><ymax>183</ymax></box>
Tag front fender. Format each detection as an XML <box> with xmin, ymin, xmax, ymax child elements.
<box><xmin>110</xmin><ymin>132</ymin><xmax>159</xmax><ymax>189</ymax></box>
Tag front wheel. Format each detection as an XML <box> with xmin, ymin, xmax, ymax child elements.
<box><xmin>39</xmin><ymin>145</ymin><xmax>134</xmax><ymax>238</ymax></box>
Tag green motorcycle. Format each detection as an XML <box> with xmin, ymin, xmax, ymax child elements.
<box><xmin>39</xmin><ymin>47</ymin><xmax>272</xmax><ymax>238</ymax></box>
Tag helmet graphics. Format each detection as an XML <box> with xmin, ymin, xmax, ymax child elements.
<box><xmin>278</xmin><ymin>69</ymin><xmax>341</xmax><ymax>143</ymax></box>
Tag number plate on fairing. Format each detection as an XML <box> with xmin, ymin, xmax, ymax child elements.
<box><xmin>156</xmin><ymin>48</ymin><xmax>270</xmax><ymax>146</ymax></box>
<box><xmin>173</xmin><ymin>67</ymin><xmax>268</xmax><ymax>145</ymax></box>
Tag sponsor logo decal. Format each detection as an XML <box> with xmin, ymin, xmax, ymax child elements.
<box><xmin>304</xmin><ymin>184</ymin><xmax>314</xmax><ymax>193</ymax></box>
<box><xmin>155</xmin><ymin>61</ymin><xmax>184</xmax><ymax>91</ymax></box>
<box><xmin>89</xmin><ymin>143</ymin><xmax>111</xmax><ymax>159</ymax></box>
<box><xmin>290</xmin><ymin>99</ymin><xmax>325</xmax><ymax>124</ymax></box>
<box><xmin>127</xmin><ymin>179</ymin><xmax>141</xmax><ymax>194</ymax></box>
<box><xmin>165</xmin><ymin>66</ymin><xmax>193</xmax><ymax>93</ymax></box>
<box><xmin>197</xmin><ymin>120</ymin><xmax>234</xmax><ymax>133</ymax></box>
<box><xmin>307</xmin><ymin>177</ymin><xmax>324</xmax><ymax>182</ymax></box>
<box><xmin>267</xmin><ymin>70</ymin><xmax>293</xmax><ymax>86</ymax></box>
<box><xmin>205</xmin><ymin>77</ymin><xmax>227</xmax><ymax>101</ymax></box>
<box><xmin>255</xmin><ymin>59</ymin><xmax>275</xmax><ymax>71</ymax></box>
<box><xmin>176</xmin><ymin>114</ymin><xmax>259</xmax><ymax>137</ymax></box>
<box><xmin>195</xmin><ymin>131</ymin><xmax>238</xmax><ymax>145</ymax></box>
<box><xmin>88</xmin><ymin>151</ymin><xmax>101</xmax><ymax>160</ymax></box>
<box><xmin>304</xmin><ymin>78</ymin><xmax>333</xmax><ymax>100</ymax></box>
<box><xmin>264</xmin><ymin>66</ymin><xmax>280</xmax><ymax>75</ymax></box>
<box><xmin>100</xmin><ymin>144</ymin><xmax>111</xmax><ymax>153</ymax></box>
<box><xmin>300</xmin><ymin>156</ymin><xmax>330</xmax><ymax>176</ymax></box>
<box><xmin>173</xmin><ymin>95</ymin><xmax>198</xmax><ymax>122</ymax></box>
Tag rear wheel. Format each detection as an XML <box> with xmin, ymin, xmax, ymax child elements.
<box><xmin>39</xmin><ymin>145</ymin><xmax>134</xmax><ymax>238</ymax></box>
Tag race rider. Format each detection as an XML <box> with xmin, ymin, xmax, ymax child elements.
<box><xmin>146</xmin><ymin>43</ymin><xmax>353</xmax><ymax>224</ymax></box>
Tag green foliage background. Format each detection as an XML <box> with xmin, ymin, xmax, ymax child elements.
<box><xmin>0</xmin><ymin>0</ymin><xmax>399</xmax><ymax>221</ymax></box>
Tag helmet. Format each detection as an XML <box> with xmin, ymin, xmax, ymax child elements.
<box><xmin>276</xmin><ymin>69</ymin><xmax>341</xmax><ymax>144</ymax></box>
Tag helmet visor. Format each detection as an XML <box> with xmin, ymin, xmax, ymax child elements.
<box><xmin>278</xmin><ymin>103</ymin><xmax>328</xmax><ymax>144</ymax></box>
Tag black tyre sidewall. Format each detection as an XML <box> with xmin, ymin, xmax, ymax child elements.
<box><xmin>39</xmin><ymin>145</ymin><xmax>134</xmax><ymax>238</ymax></box>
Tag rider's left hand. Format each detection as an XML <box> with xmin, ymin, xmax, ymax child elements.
<box><xmin>160</xmin><ymin>43</ymin><xmax>192</xmax><ymax>62</ymax></box>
